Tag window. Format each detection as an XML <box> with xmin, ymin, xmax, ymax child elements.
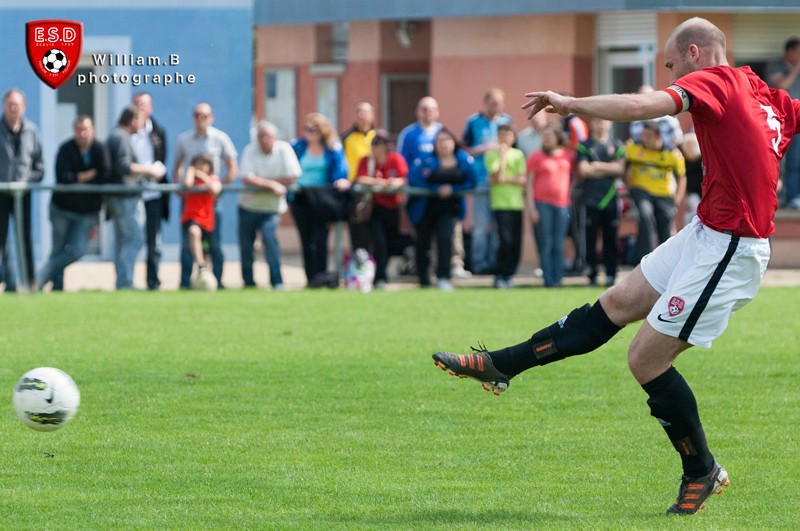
<box><xmin>265</xmin><ymin>68</ymin><xmax>297</xmax><ymax>140</ymax></box>
<box><xmin>316</xmin><ymin>77</ymin><xmax>338</xmax><ymax>131</ymax></box>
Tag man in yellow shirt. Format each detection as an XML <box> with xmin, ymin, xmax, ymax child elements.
<box><xmin>626</xmin><ymin>121</ymin><xmax>686</xmax><ymax>263</ymax></box>
<box><xmin>341</xmin><ymin>101</ymin><xmax>376</xmax><ymax>250</ymax></box>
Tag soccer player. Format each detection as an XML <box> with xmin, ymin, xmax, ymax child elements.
<box><xmin>432</xmin><ymin>17</ymin><xmax>800</xmax><ymax>515</ymax></box>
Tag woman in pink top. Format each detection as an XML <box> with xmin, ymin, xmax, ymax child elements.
<box><xmin>527</xmin><ymin>123</ymin><xmax>575</xmax><ymax>287</ymax></box>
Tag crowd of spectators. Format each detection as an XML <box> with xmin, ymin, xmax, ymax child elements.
<box><xmin>4</xmin><ymin>46</ymin><xmax>800</xmax><ymax>293</ymax></box>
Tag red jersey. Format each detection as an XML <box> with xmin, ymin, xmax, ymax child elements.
<box><xmin>356</xmin><ymin>151</ymin><xmax>408</xmax><ymax>209</ymax></box>
<box><xmin>664</xmin><ymin>66</ymin><xmax>800</xmax><ymax>238</ymax></box>
<box><xmin>181</xmin><ymin>174</ymin><xmax>220</xmax><ymax>232</ymax></box>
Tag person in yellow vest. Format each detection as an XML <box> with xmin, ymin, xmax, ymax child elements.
<box><xmin>341</xmin><ymin>102</ymin><xmax>376</xmax><ymax>250</ymax></box>
<box><xmin>625</xmin><ymin>120</ymin><xmax>686</xmax><ymax>264</ymax></box>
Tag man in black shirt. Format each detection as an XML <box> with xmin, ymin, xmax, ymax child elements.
<box><xmin>576</xmin><ymin>117</ymin><xmax>626</xmax><ymax>287</ymax></box>
<box><xmin>38</xmin><ymin>115</ymin><xmax>109</xmax><ymax>291</ymax></box>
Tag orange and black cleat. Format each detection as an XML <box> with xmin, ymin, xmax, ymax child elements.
<box><xmin>432</xmin><ymin>344</ymin><xmax>511</xmax><ymax>395</ymax></box>
<box><xmin>666</xmin><ymin>462</ymin><xmax>730</xmax><ymax>515</ymax></box>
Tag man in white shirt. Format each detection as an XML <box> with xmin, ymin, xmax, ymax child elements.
<box><xmin>238</xmin><ymin>120</ymin><xmax>301</xmax><ymax>289</ymax></box>
<box><xmin>131</xmin><ymin>92</ymin><xmax>169</xmax><ymax>290</ymax></box>
<box><xmin>173</xmin><ymin>103</ymin><xmax>238</xmax><ymax>288</ymax></box>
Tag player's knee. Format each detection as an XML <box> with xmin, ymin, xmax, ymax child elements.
<box><xmin>599</xmin><ymin>286</ymin><xmax>627</xmax><ymax>322</ymax></box>
<box><xmin>627</xmin><ymin>345</ymin><xmax>644</xmax><ymax>380</ymax></box>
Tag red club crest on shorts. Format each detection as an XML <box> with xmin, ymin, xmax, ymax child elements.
<box><xmin>26</xmin><ymin>20</ymin><xmax>83</xmax><ymax>89</ymax></box>
<box><xmin>668</xmin><ymin>296</ymin><xmax>685</xmax><ymax>316</ymax></box>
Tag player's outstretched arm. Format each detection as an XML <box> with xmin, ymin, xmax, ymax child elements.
<box><xmin>523</xmin><ymin>90</ymin><xmax>677</xmax><ymax>122</ymax></box>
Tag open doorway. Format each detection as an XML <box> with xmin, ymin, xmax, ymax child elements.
<box><xmin>382</xmin><ymin>74</ymin><xmax>428</xmax><ymax>139</ymax></box>
<box><xmin>597</xmin><ymin>46</ymin><xmax>655</xmax><ymax>142</ymax></box>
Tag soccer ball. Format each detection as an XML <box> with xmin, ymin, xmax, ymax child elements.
<box><xmin>42</xmin><ymin>49</ymin><xmax>68</xmax><ymax>74</ymax></box>
<box><xmin>13</xmin><ymin>367</ymin><xmax>80</xmax><ymax>432</ymax></box>
<box><xmin>191</xmin><ymin>268</ymin><xmax>218</xmax><ymax>291</ymax></box>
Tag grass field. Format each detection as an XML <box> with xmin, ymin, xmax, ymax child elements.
<box><xmin>1</xmin><ymin>286</ymin><xmax>798</xmax><ymax>529</ymax></box>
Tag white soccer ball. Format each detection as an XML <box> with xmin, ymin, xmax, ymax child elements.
<box><xmin>13</xmin><ymin>367</ymin><xmax>80</xmax><ymax>432</ymax></box>
<box><xmin>42</xmin><ymin>49</ymin><xmax>68</xmax><ymax>73</ymax></box>
<box><xmin>191</xmin><ymin>269</ymin><xmax>218</xmax><ymax>291</ymax></box>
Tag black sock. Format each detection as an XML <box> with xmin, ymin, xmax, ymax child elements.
<box><xmin>642</xmin><ymin>366</ymin><xmax>715</xmax><ymax>477</ymax></box>
<box><xmin>488</xmin><ymin>301</ymin><xmax>622</xmax><ymax>376</ymax></box>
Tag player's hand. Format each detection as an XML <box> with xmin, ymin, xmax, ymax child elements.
<box><xmin>522</xmin><ymin>91</ymin><xmax>571</xmax><ymax>119</ymax></box>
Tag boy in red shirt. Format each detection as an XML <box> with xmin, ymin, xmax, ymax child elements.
<box><xmin>181</xmin><ymin>154</ymin><xmax>222</xmax><ymax>281</ymax></box>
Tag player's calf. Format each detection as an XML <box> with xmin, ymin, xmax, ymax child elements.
<box><xmin>487</xmin><ymin>301</ymin><xmax>623</xmax><ymax>377</ymax></box>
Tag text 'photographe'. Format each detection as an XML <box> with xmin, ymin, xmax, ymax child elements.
<box><xmin>78</xmin><ymin>53</ymin><xmax>196</xmax><ymax>87</ymax></box>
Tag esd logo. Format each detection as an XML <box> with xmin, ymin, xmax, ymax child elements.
<box><xmin>25</xmin><ymin>20</ymin><xmax>83</xmax><ymax>89</ymax></box>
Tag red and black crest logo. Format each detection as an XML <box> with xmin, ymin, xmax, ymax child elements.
<box><xmin>668</xmin><ymin>296</ymin><xmax>685</xmax><ymax>316</ymax></box>
<box><xmin>26</xmin><ymin>20</ymin><xmax>83</xmax><ymax>89</ymax></box>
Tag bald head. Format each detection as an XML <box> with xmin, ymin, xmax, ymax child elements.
<box><xmin>668</xmin><ymin>17</ymin><xmax>727</xmax><ymax>64</ymax></box>
<box><xmin>416</xmin><ymin>96</ymin><xmax>439</xmax><ymax>127</ymax></box>
<box><xmin>664</xmin><ymin>17</ymin><xmax>728</xmax><ymax>82</ymax></box>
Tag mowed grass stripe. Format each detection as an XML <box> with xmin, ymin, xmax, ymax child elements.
<box><xmin>1</xmin><ymin>287</ymin><xmax>798</xmax><ymax>528</ymax></box>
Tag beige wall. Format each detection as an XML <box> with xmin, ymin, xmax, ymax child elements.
<box><xmin>433</xmin><ymin>14</ymin><xmax>591</xmax><ymax>57</ymax></box>
<box><xmin>254</xmin><ymin>12</ymin><xmax>750</xmax><ymax>140</ymax></box>
<box><xmin>430</xmin><ymin>14</ymin><xmax>595</xmax><ymax>130</ymax></box>
<box><xmin>348</xmin><ymin>21</ymin><xmax>381</xmax><ymax>62</ymax></box>
<box><xmin>256</xmin><ymin>25</ymin><xmax>316</xmax><ymax>65</ymax></box>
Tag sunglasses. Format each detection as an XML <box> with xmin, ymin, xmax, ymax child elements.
<box><xmin>304</xmin><ymin>126</ymin><xmax>320</xmax><ymax>133</ymax></box>
<box><xmin>194</xmin><ymin>112</ymin><xmax>211</xmax><ymax>119</ymax></box>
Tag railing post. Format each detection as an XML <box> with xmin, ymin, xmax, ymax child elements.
<box><xmin>12</xmin><ymin>186</ymin><xmax>30</xmax><ymax>293</ymax></box>
<box><xmin>334</xmin><ymin>221</ymin><xmax>343</xmax><ymax>277</ymax></box>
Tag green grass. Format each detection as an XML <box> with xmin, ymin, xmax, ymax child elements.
<box><xmin>1</xmin><ymin>286</ymin><xmax>798</xmax><ymax>529</ymax></box>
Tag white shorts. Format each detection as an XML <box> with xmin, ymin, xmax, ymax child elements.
<box><xmin>640</xmin><ymin>217</ymin><xmax>770</xmax><ymax>348</ymax></box>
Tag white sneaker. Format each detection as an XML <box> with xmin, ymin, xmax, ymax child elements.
<box><xmin>438</xmin><ymin>279</ymin><xmax>454</xmax><ymax>292</ymax></box>
<box><xmin>451</xmin><ymin>265</ymin><xmax>472</xmax><ymax>279</ymax></box>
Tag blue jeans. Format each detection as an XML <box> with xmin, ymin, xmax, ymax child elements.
<box><xmin>38</xmin><ymin>204</ymin><xmax>96</xmax><ymax>291</ymax></box>
<box><xmin>107</xmin><ymin>196</ymin><xmax>145</xmax><ymax>289</ymax></box>
<box><xmin>470</xmin><ymin>184</ymin><xmax>497</xmax><ymax>273</ymax></box>
<box><xmin>238</xmin><ymin>207</ymin><xmax>283</xmax><ymax>287</ymax></box>
<box><xmin>533</xmin><ymin>202</ymin><xmax>570</xmax><ymax>287</ymax></box>
<box><xmin>784</xmin><ymin>134</ymin><xmax>800</xmax><ymax>205</ymax></box>
<box><xmin>181</xmin><ymin>204</ymin><xmax>224</xmax><ymax>288</ymax></box>
<box><xmin>0</xmin><ymin>193</ymin><xmax>34</xmax><ymax>292</ymax></box>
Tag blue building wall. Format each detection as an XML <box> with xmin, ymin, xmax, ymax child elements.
<box><xmin>253</xmin><ymin>0</ymin><xmax>800</xmax><ymax>25</ymax></box>
<box><xmin>0</xmin><ymin>3</ymin><xmax>253</xmax><ymax>266</ymax></box>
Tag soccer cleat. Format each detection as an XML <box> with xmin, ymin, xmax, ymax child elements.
<box><xmin>432</xmin><ymin>344</ymin><xmax>511</xmax><ymax>395</ymax></box>
<box><xmin>666</xmin><ymin>462</ymin><xmax>730</xmax><ymax>515</ymax></box>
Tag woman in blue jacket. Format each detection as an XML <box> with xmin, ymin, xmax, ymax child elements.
<box><xmin>407</xmin><ymin>128</ymin><xmax>477</xmax><ymax>290</ymax></box>
<box><xmin>291</xmin><ymin>113</ymin><xmax>350</xmax><ymax>286</ymax></box>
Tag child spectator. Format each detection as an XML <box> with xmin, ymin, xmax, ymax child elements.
<box><xmin>181</xmin><ymin>154</ymin><xmax>222</xmax><ymax>286</ymax></box>
<box><xmin>485</xmin><ymin>123</ymin><xmax>526</xmax><ymax>289</ymax></box>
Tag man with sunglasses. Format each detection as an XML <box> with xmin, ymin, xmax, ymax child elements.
<box><xmin>173</xmin><ymin>103</ymin><xmax>238</xmax><ymax>289</ymax></box>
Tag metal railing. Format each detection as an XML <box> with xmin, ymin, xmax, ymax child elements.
<box><xmin>0</xmin><ymin>181</ymin><xmax>486</xmax><ymax>290</ymax></box>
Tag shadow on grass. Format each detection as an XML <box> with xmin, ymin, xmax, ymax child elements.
<box><xmin>331</xmin><ymin>507</ymin><xmax>582</xmax><ymax>527</ymax></box>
